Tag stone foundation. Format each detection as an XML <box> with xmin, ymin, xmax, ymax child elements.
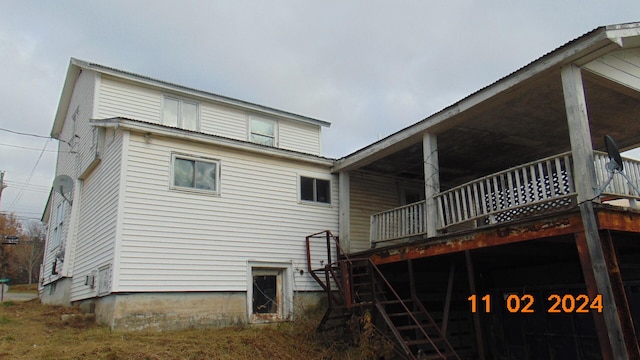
<box><xmin>77</xmin><ymin>291</ymin><xmax>324</xmax><ymax>331</ymax></box>
<box><xmin>40</xmin><ymin>278</ymin><xmax>72</xmax><ymax>305</ymax></box>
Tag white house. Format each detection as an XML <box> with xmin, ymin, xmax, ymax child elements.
<box><xmin>41</xmin><ymin>58</ymin><xmax>338</xmax><ymax>330</ymax></box>
<box><xmin>42</xmin><ymin>21</ymin><xmax>640</xmax><ymax>358</ymax></box>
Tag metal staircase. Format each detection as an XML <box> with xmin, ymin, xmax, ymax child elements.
<box><xmin>306</xmin><ymin>231</ymin><xmax>460</xmax><ymax>360</ymax></box>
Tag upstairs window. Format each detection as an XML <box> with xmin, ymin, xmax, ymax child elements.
<box><xmin>163</xmin><ymin>97</ymin><xmax>199</xmax><ymax>131</ymax></box>
<box><xmin>300</xmin><ymin>176</ymin><xmax>331</xmax><ymax>204</ymax></box>
<box><xmin>250</xmin><ymin>117</ymin><xmax>276</xmax><ymax>147</ymax></box>
<box><xmin>172</xmin><ymin>154</ymin><xmax>220</xmax><ymax>193</ymax></box>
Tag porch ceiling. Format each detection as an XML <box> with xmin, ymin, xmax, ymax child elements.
<box><xmin>360</xmin><ymin>70</ymin><xmax>640</xmax><ymax>190</ymax></box>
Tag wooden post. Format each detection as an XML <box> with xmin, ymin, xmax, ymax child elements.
<box><xmin>441</xmin><ymin>262</ymin><xmax>456</xmax><ymax>336</ymax></box>
<box><xmin>562</xmin><ymin>64</ymin><xmax>629</xmax><ymax>359</ymax></box>
<box><xmin>423</xmin><ymin>133</ymin><xmax>440</xmax><ymax>238</ymax></box>
<box><xmin>339</xmin><ymin>171</ymin><xmax>351</xmax><ymax>253</ymax></box>
<box><xmin>465</xmin><ymin>250</ymin><xmax>485</xmax><ymax>360</ymax></box>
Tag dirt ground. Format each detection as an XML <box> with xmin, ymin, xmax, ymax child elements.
<box><xmin>0</xmin><ymin>295</ymin><xmax>385</xmax><ymax>360</ymax></box>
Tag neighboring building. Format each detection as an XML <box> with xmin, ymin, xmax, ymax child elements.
<box><xmin>40</xmin><ymin>58</ymin><xmax>337</xmax><ymax>330</ymax></box>
<box><xmin>43</xmin><ymin>21</ymin><xmax>640</xmax><ymax>359</ymax></box>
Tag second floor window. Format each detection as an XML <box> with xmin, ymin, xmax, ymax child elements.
<box><xmin>250</xmin><ymin>117</ymin><xmax>276</xmax><ymax>147</ymax></box>
<box><xmin>163</xmin><ymin>97</ymin><xmax>198</xmax><ymax>131</ymax></box>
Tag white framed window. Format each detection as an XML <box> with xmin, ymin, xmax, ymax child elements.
<box><xmin>300</xmin><ymin>176</ymin><xmax>331</xmax><ymax>204</ymax></box>
<box><xmin>171</xmin><ymin>154</ymin><xmax>220</xmax><ymax>194</ymax></box>
<box><xmin>249</xmin><ymin>117</ymin><xmax>277</xmax><ymax>147</ymax></box>
<box><xmin>163</xmin><ymin>97</ymin><xmax>199</xmax><ymax>131</ymax></box>
<box><xmin>50</xmin><ymin>202</ymin><xmax>65</xmax><ymax>250</ymax></box>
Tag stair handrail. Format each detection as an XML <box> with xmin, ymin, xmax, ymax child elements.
<box><xmin>305</xmin><ymin>230</ymin><xmax>355</xmax><ymax>306</ymax></box>
<box><xmin>368</xmin><ymin>259</ymin><xmax>456</xmax><ymax>359</ymax></box>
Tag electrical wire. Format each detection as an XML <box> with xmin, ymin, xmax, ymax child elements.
<box><xmin>0</xmin><ymin>142</ymin><xmax>67</xmax><ymax>153</ymax></box>
<box><xmin>0</xmin><ymin>127</ymin><xmax>71</xmax><ymax>145</ymax></box>
<box><xmin>6</xmin><ymin>139</ymin><xmax>51</xmax><ymax>212</ymax></box>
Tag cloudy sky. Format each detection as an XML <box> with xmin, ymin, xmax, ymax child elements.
<box><xmin>1</xmin><ymin>1</ymin><xmax>640</xmax><ymax>222</ymax></box>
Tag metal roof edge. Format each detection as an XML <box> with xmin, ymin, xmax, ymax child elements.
<box><xmin>333</xmin><ymin>22</ymin><xmax>632</xmax><ymax>173</ymax></box>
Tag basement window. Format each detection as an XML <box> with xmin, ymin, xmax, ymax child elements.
<box><xmin>248</xmin><ymin>265</ymin><xmax>293</xmax><ymax>323</ymax></box>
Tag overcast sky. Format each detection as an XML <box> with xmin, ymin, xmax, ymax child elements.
<box><xmin>1</xmin><ymin>1</ymin><xmax>640</xmax><ymax>222</ymax></box>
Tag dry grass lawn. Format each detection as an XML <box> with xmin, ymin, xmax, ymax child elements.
<box><xmin>0</xmin><ymin>297</ymin><xmax>382</xmax><ymax>360</ymax></box>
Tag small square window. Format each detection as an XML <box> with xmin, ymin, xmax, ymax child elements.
<box><xmin>300</xmin><ymin>176</ymin><xmax>331</xmax><ymax>204</ymax></box>
<box><xmin>163</xmin><ymin>97</ymin><xmax>199</xmax><ymax>131</ymax></box>
<box><xmin>250</xmin><ymin>118</ymin><xmax>276</xmax><ymax>147</ymax></box>
<box><xmin>172</xmin><ymin>155</ymin><xmax>219</xmax><ymax>193</ymax></box>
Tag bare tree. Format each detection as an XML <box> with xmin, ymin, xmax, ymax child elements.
<box><xmin>13</xmin><ymin>220</ymin><xmax>45</xmax><ymax>284</ymax></box>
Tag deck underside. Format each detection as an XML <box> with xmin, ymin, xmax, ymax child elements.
<box><xmin>348</xmin><ymin>204</ymin><xmax>640</xmax><ymax>359</ymax></box>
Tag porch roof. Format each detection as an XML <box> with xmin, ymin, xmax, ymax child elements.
<box><xmin>332</xmin><ymin>22</ymin><xmax>640</xmax><ymax>189</ymax></box>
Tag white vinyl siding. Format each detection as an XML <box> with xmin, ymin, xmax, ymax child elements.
<box><xmin>97</xmin><ymin>76</ymin><xmax>162</xmax><ymax>123</ymax></box>
<box><xmin>349</xmin><ymin>171</ymin><xmax>401</xmax><ymax>253</ymax></box>
<box><xmin>200</xmin><ymin>102</ymin><xmax>247</xmax><ymax>140</ymax></box>
<box><xmin>278</xmin><ymin>120</ymin><xmax>321</xmax><ymax>155</ymax></box>
<box><xmin>43</xmin><ymin>70</ymin><xmax>97</xmax><ymax>284</ymax></box>
<box><xmin>115</xmin><ymin>133</ymin><xmax>338</xmax><ymax>293</ymax></box>
<box><xmin>96</xmin><ymin>76</ymin><xmax>323</xmax><ymax>155</ymax></box>
<box><xmin>69</xmin><ymin>131</ymin><xmax>123</xmax><ymax>301</ymax></box>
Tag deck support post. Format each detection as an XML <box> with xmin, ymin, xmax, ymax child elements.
<box><xmin>339</xmin><ymin>171</ymin><xmax>351</xmax><ymax>252</ymax></box>
<box><xmin>423</xmin><ymin>133</ymin><xmax>440</xmax><ymax>238</ymax></box>
<box><xmin>441</xmin><ymin>262</ymin><xmax>455</xmax><ymax>336</ymax></box>
<box><xmin>562</xmin><ymin>64</ymin><xmax>629</xmax><ymax>359</ymax></box>
<box><xmin>465</xmin><ymin>250</ymin><xmax>485</xmax><ymax>360</ymax></box>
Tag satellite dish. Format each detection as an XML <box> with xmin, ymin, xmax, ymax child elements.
<box><xmin>53</xmin><ymin>175</ymin><xmax>74</xmax><ymax>205</ymax></box>
<box><xmin>604</xmin><ymin>135</ymin><xmax>623</xmax><ymax>172</ymax></box>
<box><xmin>597</xmin><ymin>135</ymin><xmax>640</xmax><ymax>197</ymax></box>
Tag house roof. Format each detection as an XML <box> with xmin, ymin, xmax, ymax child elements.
<box><xmin>332</xmin><ymin>22</ymin><xmax>640</xmax><ymax>176</ymax></box>
<box><xmin>50</xmin><ymin>58</ymin><xmax>330</xmax><ymax>139</ymax></box>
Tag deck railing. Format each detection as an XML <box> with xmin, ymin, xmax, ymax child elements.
<box><xmin>594</xmin><ymin>151</ymin><xmax>640</xmax><ymax>199</ymax></box>
<box><xmin>369</xmin><ymin>151</ymin><xmax>640</xmax><ymax>246</ymax></box>
<box><xmin>370</xmin><ymin>200</ymin><xmax>426</xmax><ymax>245</ymax></box>
<box><xmin>436</xmin><ymin>152</ymin><xmax>576</xmax><ymax>230</ymax></box>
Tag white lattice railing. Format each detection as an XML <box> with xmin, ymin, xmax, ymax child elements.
<box><xmin>435</xmin><ymin>152</ymin><xmax>576</xmax><ymax>230</ymax></box>
<box><xmin>370</xmin><ymin>200</ymin><xmax>426</xmax><ymax>244</ymax></box>
<box><xmin>594</xmin><ymin>151</ymin><xmax>640</xmax><ymax>199</ymax></box>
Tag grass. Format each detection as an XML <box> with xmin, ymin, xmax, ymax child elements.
<box><xmin>0</xmin><ymin>299</ymin><xmax>385</xmax><ymax>360</ymax></box>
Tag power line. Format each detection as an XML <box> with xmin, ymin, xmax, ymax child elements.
<box><xmin>0</xmin><ymin>127</ymin><xmax>71</xmax><ymax>145</ymax></box>
<box><xmin>0</xmin><ymin>142</ymin><xmax>65</xmax><ymax>153</ymax></box>
<box><xmin>6</xmin><ymin>140</ymin><xmax>51</xmax><ymax>212</ymax></box>
<box><xmin>0</xmin><ymin>127</ymin><xmax>52</xmax><ymax>140</ymax></box>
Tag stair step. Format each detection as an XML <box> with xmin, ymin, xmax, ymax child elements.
<box><xmin>405</xmin><ymin>337</ymin><xmax>446</xmax><ymax>346</ymax></box>
<box><xmin>396</xmin><ymin>323</ymin><xmax>437</xmax><ymax>331</ymax></box>
<box><xmin>387</xmin><ymin>311</ymin><xmax>422</xmax><ymax>317</ymax></box>
<box><xmin>379</xmin><ymin>299</ymin><xmax>414</xmax><ymax>305</ymax></box>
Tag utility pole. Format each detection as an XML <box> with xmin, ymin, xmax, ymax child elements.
<box><xmin>0</xmin><ymin>171</ymin><xmax>6</xmax><ymax>209</ymax></box>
